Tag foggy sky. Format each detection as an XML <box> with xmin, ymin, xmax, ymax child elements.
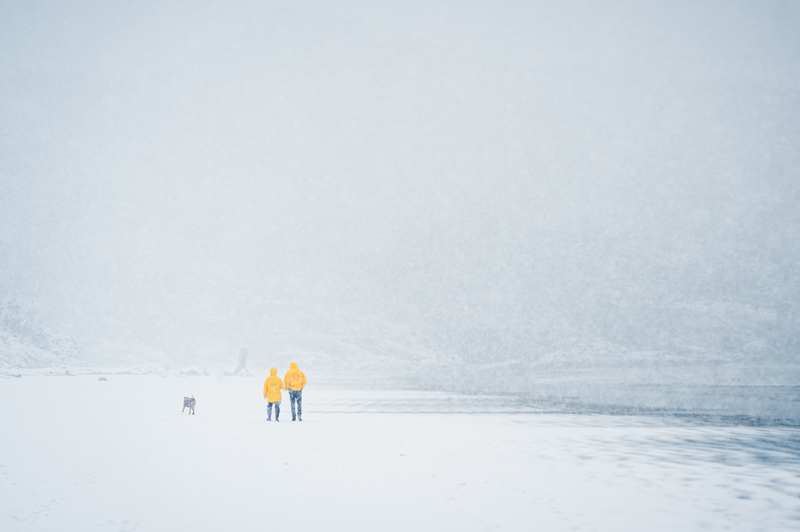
<box><xmin>1</xmin><ymin>0</ymin><xmax>799</xmax><ymax>368</ymax></box>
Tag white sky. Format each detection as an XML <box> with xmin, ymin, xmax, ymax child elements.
<box><xmin>1</xmin><ymin>0</ymin><xmax>798</xmax><ymax>366</ymax></box>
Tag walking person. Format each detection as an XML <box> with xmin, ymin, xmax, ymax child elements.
<box><xmin>263</xmin><ymin>367</ymin><xmax>286</xmax><ymax>422</ymax></box>
<box><xmin>284</xmin><ymin>362</ymin><xmax>307</xmax><ymax>421</ymax></box>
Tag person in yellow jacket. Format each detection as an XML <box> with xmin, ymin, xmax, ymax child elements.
<box><xmin>263</xmin><ymin>367</ymin><xmax>286</xmax><ymax>422</ymax></box>
<box><xmin>284</xmin><ymin>362</ymin><xmax>306</xmax><ymax>421</ymax></box>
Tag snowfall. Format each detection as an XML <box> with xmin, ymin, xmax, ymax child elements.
<box><xmin>1</xmin><ymin>373</ymin><xmax>798</xmax><ymax>532</ymax></box>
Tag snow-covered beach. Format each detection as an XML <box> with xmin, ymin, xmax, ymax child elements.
<box><xmin>2</xmin><ymin>374</ymin><xmax>798</xmax><ymax>531</ymax></box>
<box><xmin>3</xmin><ymin>1</ymin><xmax>800</xmax><ymax>530</ymax></box>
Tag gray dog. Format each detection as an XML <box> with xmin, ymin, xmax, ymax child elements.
<box><xmin>182</xmin><ymin>396</ymin><xmax>196</xmax><ymax>414</ymax></box>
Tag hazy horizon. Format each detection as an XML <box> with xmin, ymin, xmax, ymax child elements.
<box><xmin>2</xmin><ymin>1</ymin><xmax>799</xmax><ymax>377</ymax></box>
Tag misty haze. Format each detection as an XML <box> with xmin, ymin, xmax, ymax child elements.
<box><xmin>1</xmin><ymin>1</ymin><xmax>799</xmax><ymax>531</ymax></box>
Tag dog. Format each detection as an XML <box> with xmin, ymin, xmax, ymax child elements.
<box><xmin>182</xmin><ymin>395</ymin><xmax>196</xmax><ymax>415</ymax></box>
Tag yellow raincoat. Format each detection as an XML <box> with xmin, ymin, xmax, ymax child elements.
<box><xmin>263</xmin><ymin>367</ymin><xmax>286</xmax><ymax>402</ymax></box>
<box><xmin>284</xmin><ymin>362</ymin><xmax>306</xmax><ymax>391</ymax></box>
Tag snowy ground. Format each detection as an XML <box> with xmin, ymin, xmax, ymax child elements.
<box><xmin>1</xmin><ymin>375</ymin><xmax>799</xmax><ymax>531</ymax></box>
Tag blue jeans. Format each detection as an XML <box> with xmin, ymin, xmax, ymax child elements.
<box><xmin>289</xmin><ymin>389</ymin><xmax>302</xmax><ymax>419</ymax></box>
<box><xmin>267</xmin><ymin>401</ymin><xmax>280</xmax><ymax>420</ymax></box>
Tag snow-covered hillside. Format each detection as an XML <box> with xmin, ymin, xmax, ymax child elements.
<box><xmin>0</xmin><ymin>301</ymin><xmax>79</xmax><ymax>368</ymax></box>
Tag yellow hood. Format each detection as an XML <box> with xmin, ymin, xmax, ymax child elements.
<box><xmin>284</xmin><ymin>362</ymin><xmax>307</xmax><ymax>391</ymax></box>
<box><xmin>263</xmin><ymin>367</ymin><xmax>286</xmax><ymax>402</ymax></box>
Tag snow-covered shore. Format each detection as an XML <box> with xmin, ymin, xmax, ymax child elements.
<box><xmin>1</xmin><ymin>375</ymin><xmax>798</xmax><ymax>531</ymax></box>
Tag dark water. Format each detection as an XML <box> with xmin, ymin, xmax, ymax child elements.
<box><xmin>314</xmin><ymin>372</ymin><xmax>800</xmax><ymax>426</ymax></box>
